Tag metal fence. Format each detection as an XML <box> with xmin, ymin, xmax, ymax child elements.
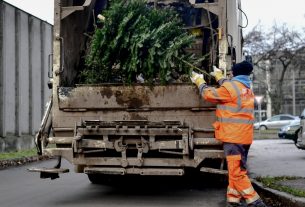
<box><xmin>0</xmin><ymin>1</ymin><xmax>53</xmax><ymax>137</ymax></box>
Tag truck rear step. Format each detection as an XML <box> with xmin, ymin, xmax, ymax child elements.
<box><xmin>27</xmin><ymin>167</ymin><xmax>69</xmax><ymax>179</ymax></box>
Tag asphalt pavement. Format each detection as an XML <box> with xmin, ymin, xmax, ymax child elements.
<box><xmin>248</xmin><ymin>139</ymin><xmax>305</xmax><ymax>177</ymax></box>
<box><xmin>0</xmin><ymin>159</ymin><xmax>228</xmax><ymax>207</ymax></box>
<box><xmin>248</xmin><ymin>139</ymin><xmax>305</xmax><ymax>207</ymax></box>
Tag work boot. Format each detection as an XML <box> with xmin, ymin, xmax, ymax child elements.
<box><xmin>227</xmin><ymin>202</ymin><xmax>243</xmax><ymax>207</ymax></box>
<box><xmin>247</xmin><ymin>199</ymin><xmax>268</xmax><ymax>207</ymax></box>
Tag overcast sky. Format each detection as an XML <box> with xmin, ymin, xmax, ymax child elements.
<box><xmin>3</xmin><ymin>0</ymin><xmax>305</xmax><ymax>33</ymax></box>
<box><xmin>241</xmin><ymin>0</ymin><xmax>305</xmax><ymax>33</ymax></box>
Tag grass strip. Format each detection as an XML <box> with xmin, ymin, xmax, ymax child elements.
<box><xmin>254</xmin><ymin>129</ymin><xmax>279</xmax><ymax>134</ymax></box>
<box><xmin>257</xmin><ymin>176</ymin><xmax>305</xmax><ymax>198</ymax></box>
<box><xmin>0</xmin><ymin>148</ymin><xmax>37</xmax><ymax>160</ymax></box>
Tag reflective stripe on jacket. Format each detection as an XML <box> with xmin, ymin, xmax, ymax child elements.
<box><xmin>202</xmin><ymin>80</ymin><xmax>255</xmax><ymax>144</ymax></box>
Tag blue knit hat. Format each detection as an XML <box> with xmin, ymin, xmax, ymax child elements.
<box><xmin>232</xmin><ymin>60</ymin><xmax>253</xmax><ymax>76</ymax></box>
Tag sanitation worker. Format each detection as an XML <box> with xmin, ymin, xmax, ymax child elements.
<box><xmin>190</xmin><ymin>61</ymin><xmax>267</xmax><ymax>207</ymax></box>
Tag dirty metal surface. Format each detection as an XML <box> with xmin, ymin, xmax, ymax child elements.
<box><xmin>52</xmin><ymin>110</ymin><xmax>216</xmax><ymax>132</ymax></box>
<box><xmin>72</xmin><ymin>157</ymin><xmax>196</xmax><ymax>167</ymax></box>
<box><xmin>58</xmin><ymin>84</ymin><xmax>215</xmax><ymax>109</ymax></box>
<box><xmin>27</xmin><ymin>167</ymin><xmax>69</xmax><ymax>174</ymax></box>
<box><xmin>84</xmin><ymin>167</ymin><xmax>185</xmax><ymax>176</ymax></box>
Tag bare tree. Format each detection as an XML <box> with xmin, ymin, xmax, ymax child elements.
<box><xmin>244</xmin><ymin>23</ymin><xmax>305</xmax><ymax>115</ymax></box>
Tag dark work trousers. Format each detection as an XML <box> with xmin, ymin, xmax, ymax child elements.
<box><xmin>223</xmin><ymin>143</ymin><xmax>250</xmax><ymax>170</ymax></box>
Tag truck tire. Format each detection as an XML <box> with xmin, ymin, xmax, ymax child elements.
<box><xmin>87</xmin><ymin>174</ymin><xmax>101</xmax><ymax>184</ymax></box>
<box><xmin>87</xmin><ymin>174</ymin><xmax>113</xmax><ymax>185</ymax></box>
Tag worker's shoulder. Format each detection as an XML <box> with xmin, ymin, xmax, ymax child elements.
<box><xmin>222</xmin><ymin>80</ymin><xmax>246</xmax><ymax>88</ymax></box>
<box><xmin>221</xmin><ymin>80</ymin><xmax>234</xmax><ymax>88</ymax></box>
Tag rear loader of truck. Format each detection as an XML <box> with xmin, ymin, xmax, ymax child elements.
<box><xmin>30</xmin><ymin>0</ymin><xmax>244</xmax><ymax>182</ymax></box>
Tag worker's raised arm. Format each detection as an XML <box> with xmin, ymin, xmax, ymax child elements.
<box><xmin>201</xmin><ymin>85</ymin><xmax>232</xmax><ymax>104</ymax></box>
<box><xmin>190</xmin><ymin>71</ymin><xmax>232</xmax><ymax>104</ymax></box>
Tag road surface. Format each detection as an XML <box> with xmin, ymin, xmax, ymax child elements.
<box><xmin>248</xmin><ymin>139</ymin><xmax>305</xmax><ymax>177</ymax></box>
<box><xmin>0</xmin><ymin>159</ymin><xmax>227</xmax><ymax>207</ymax></box>
<box><xmin>1</xmin><ymin>139</ymin><xmax>301</xmax><ymax>207</ymax></box>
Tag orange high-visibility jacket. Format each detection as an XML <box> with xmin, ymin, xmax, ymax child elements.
<box><xmin>203</xmin><ymin>80</ymin><xmax>255</xmax><ymax>144</ymax></box>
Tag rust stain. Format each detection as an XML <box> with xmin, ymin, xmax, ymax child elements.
<box><xmin>130</xmin><ymin>113</ymin><xmax>148</xmax><ymax>120</ymax></box>
<box><xmin>115</xmin><ymin>87</ymin><xmax>150</xmax><ymax>108</ymax></box>
<box><xmin>99</xmin><ymin>87</ymin><xmax>113</xmax><ymax>99</ymax></box>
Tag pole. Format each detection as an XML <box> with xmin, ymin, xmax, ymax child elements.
<box><xmin>258</xmin><ymin>101</ymin><xmax>261</xmax><ymax>137</ymax></box>
<box><xmin>292</xmin><ymin>70</ymin><xmax>296</xmax><ymax>115</ymax></box>
<box><xmin>154</xmin><ymin>0</ymin><xmax>158</xmax><ymax>9</ymax></box>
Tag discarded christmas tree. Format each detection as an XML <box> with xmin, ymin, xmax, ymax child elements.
<box><xmin>82</xmin><ymin>0</ymin><xmax>196</xmax><ymax>84</ymax></box>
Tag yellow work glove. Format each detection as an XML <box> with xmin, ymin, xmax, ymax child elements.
<box><xmin>210</xmin><ymin>66</ymin><xmax>224</xmax><ymax>81</ymax></box>
<box><xmin>190</xmin><ymin>71</ymin><xmax>206</xmax><ymax>87</ymax></box>
<box><xmin>97</xmin><ymin>14</ymin><xmax>106</xmax><ymax>22</ymax></box>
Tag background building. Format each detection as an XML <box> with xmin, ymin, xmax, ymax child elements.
<box><xmin>0</xmin><ymin>1</ymin><xmax>52</xmax><ymax>151</ymax></box>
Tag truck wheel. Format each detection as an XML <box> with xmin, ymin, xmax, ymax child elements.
<box><xmin>87</xmin><ymin>174</ymin><xmax>115</xmax><ymax>185</ymax></box>
<box><xmin>88</xmin><ymin>174</ymin><xmax>102</xmax><ymax>184</ymax></box>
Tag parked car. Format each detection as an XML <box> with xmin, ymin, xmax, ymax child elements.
<box><xmin>254</xmin><ymin>114</ymin><xmax>300</xmax><ymax>130</ymax></box>
<box><xmin>278</xmin><ymin>119</ymin><xmax>300</xmax><ymax>141</ymax></box>
<box><xmin>296</xmin><ymin>109</ymin><xmax>305</xmax><ymax>149</ymax></box>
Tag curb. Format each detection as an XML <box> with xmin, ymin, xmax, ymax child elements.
<box><xmin>0</xmin><ymin>155</ymin><xmax>51</xmax><ymax>170</ymax></box>
<box><xmin>252</xmin><ymin>179</ymin><xmax>305</xmax><ymax>207</ymax></box>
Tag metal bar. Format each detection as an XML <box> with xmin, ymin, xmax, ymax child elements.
<box><xmin>47</xmin><ymin>137</ymin><xmax>74</xmax><ymax>144</ymax></box>
<box><xmin>193</xmin><ymin>3</ymin><xmax>219</xmax><ymax>15</ymax></box>
<box><xmin>80</xmin><ymin>139</ymin><xmax>114</xmax><ymax>149</ymax></box>
<box><xmin>83</xmin><ymin>149</ymin><xmax>106</xmax><ymax>154</ymax></box>
<box><xmin>77</xmin><ymin>128</ymin><xmax>187</xmax><ymax>136</ymax></box>
<box><xmin>73</xmin><ymin>157</ymin><xmax>196</xmax><ymax>167</ymax></box>
<box><xmin>200</xmin><ymin>167</ymin><xmax>227</xmax><ymax>175</ymax></box>
<box><xmin>84</xmin><ymin>167</ymin><xmax>125</xmax><ymax>175</ymax></box>
<box><xmin>150</xmin><ymin>140</ymin><xmax>185</xmax><ymax>150</ymax></box>
<box><xmin>192</xmin><ymin>128</ymin><xmax>215</xmax><ymax>132</ymax></box>
<box><xmin>193</xmin><ymin>138</ymin><xmax>222</xmax><ymax>145</ymax></box>
<box><xmin>27</xmin><ymin>167</ymin><xmax>69</xmax><ymax>174</ymax></box>
<box><xmin>78</xmin><ymin>139</ymin><xmax>186</xmax><ymax>151</ymax></box>
<box><xmin>84</xmin><ymin>167</ymin><xmax>184</xmax><ymax>176</ymax></box>
<box><xmin>61</xmin><ymin>107</ymin><xmax>215</xmax><ymax>111</ymax></box>
<box><xmin>194</xmin><ymin>149</ymin><xmax>224</xmax><ymax>159</ymax></box>
<box><xmin>61</xmin><ymin>0</ymin><xmax>93</xmax><ymax>19</ymax></box>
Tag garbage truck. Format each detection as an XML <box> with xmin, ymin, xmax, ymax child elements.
<box><xmin>29</xmin><ymin>0</ymin><xmax>245</xmax><ymax>182</ymax></box>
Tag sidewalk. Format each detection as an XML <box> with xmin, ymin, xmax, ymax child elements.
<box><xmin>248</xmin><ymin>139</ymin><xmax>305</xmax><ymax>207</ymax></box>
